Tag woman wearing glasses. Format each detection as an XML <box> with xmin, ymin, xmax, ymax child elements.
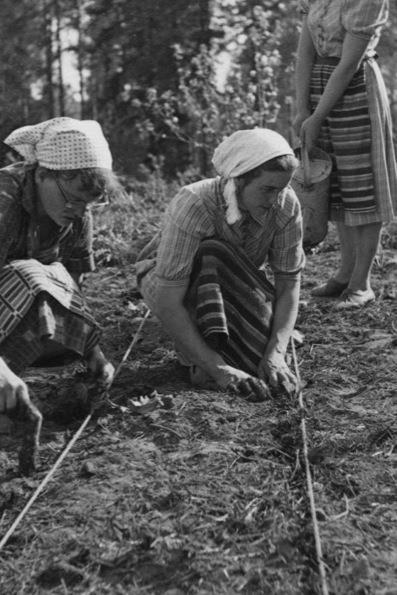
<box><xmin>0</xmin><ymin>117</ymin><xmax>121</xmax><ymax>416</ymax></box>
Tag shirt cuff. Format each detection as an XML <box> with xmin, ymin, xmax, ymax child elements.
<box><xmin>273</xmin><ymin>270</ymin><xmax>302</xmax><ymax>281</ymax></box>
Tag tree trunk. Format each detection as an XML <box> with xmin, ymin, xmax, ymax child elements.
<box><xmin>43</xmin><ymin>0</ymin><xmax>55</xmax><ymax>118</ymax></box>
<box><xmin>54</xmin><ymin>0</ymin><xmax>65</xmax><ymax>115</ymax></box>
<box><xmin>74</xmin><ymin>0</ymin><xmax>85</xmax><ymax>118</ymax></box>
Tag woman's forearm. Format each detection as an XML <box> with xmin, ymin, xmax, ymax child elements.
<box><xmin>311</xmin><ymin>64</ymin><xmax>360</xmax><ymax>122</ymax></box>
<box><xmin>295</xmin><ymin>19</ymin><xmax>316</xmax><ymax>113</ymax></box>
<box><xmin>266</xmin><ymin>276</ymin><xmax>300</xmax><ymax>355</ymax></box>
<box><xmin>154</xmin><ymin>287</ymin><xmax>226</xmax><ymax>377</ymax></box>
<box><xmin>310</xmin><ymin>33</ymin><xmax>369</xmax><ymax>122</ymax></box>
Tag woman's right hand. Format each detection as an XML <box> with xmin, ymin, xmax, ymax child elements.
<box><xmin>0</xmin><ymin>357</ymin><xmax>31</xmax><ymax>413</ymax></box>
<box><xmin>292</xmin><ymin>108</ymin><xmax>312</xmax><ymax>139</ymax></box>
<box><xmin>214</xmin><ymin>364</ymin><xmax>271</xmax><ymax>402</ymax></box>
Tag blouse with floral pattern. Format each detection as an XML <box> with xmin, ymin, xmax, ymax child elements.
<box><xmin>299</xmin><ymin>0</ymin><xmax>388</xmax><ymax>57</ymax></box>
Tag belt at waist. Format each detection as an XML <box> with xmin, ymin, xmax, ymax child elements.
<box><xmin>315</xmin><ymin>56</ymin><xmax>340</xmax><ymax>65</ymax></box>
<box><xmin>314</xmin><ymin>53</ymin><xmax>378</xmax><ymax>66</ymax></box>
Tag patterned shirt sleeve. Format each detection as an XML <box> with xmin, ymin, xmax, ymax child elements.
<box><xmin>155</xmin><ymin>187</ymin><xmax>214</xmax><ymax>286</ymax></box>
<box><xmin>342</xmin><ymin>0</ymin><xmax>388</xmax><ymax>39</ymax></box>
<box><xmin>268</xmin><ymin>189</ymin><xmax>305</xmax><ymax>279</ymax></box>
<box><xmin>0</xmin><ymin>172</ymin><xmax>22</xmax><ymax>270</ymax></box>
<box><xmin>63</xmin><ymin>211</ymin><xmax>95</xmax><ymax>274</ymax></box>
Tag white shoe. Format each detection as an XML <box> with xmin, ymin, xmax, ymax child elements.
<box><xmin>335</xmin><ymin>288</ymin><xmax>375</xmax><ymax>310</ymax></box>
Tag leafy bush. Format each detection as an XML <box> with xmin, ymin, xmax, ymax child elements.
<box><xmin>92</xmin><ymin>169</ymin><xmax>180</xmax><ymax>267</ymax></box>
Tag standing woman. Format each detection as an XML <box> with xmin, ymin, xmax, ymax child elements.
<box><xmin>294</xmin><ymin>0</ymin><xmax>397</xmax><ymax>308</ymax></box>
<box><xmin>0</xmin><ymin>117</ymin><xmax>122</xmax><ymax>415</ymax></box>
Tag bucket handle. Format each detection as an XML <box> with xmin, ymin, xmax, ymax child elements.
<box><xmin>302</xmin><ymin>145</ymin><xmax>311</xmax><ymax>187</ymax></box>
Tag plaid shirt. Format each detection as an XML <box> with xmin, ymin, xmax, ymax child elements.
<box><xmin>138</xmin><ymin>177</ymin><xmax>305</xmax><ymax>310</ymax></box>
<box><xmin>0</xmin><ymin>162</ymin><xmax>94</xmax><ymax>274</ymax></box>
<box><xmin>299</xmin><ymin>0</ymin><xmax>388</xmax><ymax>57</ymax></box>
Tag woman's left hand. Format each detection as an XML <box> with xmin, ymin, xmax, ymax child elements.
<box><xmin>86</xmin><ymin>345</ymin><xmax>115</xmax><ymax>388</ymax></box>
<box><xmin>292</xmin><ymin>108</ymin><xmax>311</xmax><ymax>138</ymax></box>
<box><xmin>258</xmin><ymin>349</ymin><xmax>297</xmax><ymax>395</ymax></box>
<box><xmin>95</xmin><ymin>361</ymin><xmax>115</xmax><ymax>388</ymax></box>
<box><xmin>300</xmin><ymin>114</ymin><xmax>323</xmax><ymax>153</ymax></box>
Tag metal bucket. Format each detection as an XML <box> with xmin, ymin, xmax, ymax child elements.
<box><xmin>291</xmin><ymin>147</ymin><xmax>332</xmax><ymax>248</ymax></box>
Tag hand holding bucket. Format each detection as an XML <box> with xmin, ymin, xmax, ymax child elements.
<box><xmin>291</xmin><ymin>146</ymin><xmax>332</xmax><ymax>248</ymax></box>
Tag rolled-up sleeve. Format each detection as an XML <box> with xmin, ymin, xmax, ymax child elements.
<box><xmin>268</xmin><ymin>191</ymin><xmax>305</xmax><ymax>280</ymax></box>
<box><xmin>155</xmin><ymin>188</ymin><xmax>214</xmax><ymax>286</ymax></box>
<box><xmin>342</xmin><ymin>0</ymin><xmax>388</xmax><ymax>39</ymax></box>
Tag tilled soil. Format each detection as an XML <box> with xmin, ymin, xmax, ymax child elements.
<box><xmin>0</xmin><ymin>226</ymin><xmax>396</xmax><ymax>594</ymax></box>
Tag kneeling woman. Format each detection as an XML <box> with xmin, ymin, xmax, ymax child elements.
<box><xmin>0</xmin><ymin>117</ymin><xmax>122</xmax><ymax>414</ymax></box>
<box><xmin>136</xmin><ymin>129</ymin><xmax>304</xmax><ymax>401</ymax></box>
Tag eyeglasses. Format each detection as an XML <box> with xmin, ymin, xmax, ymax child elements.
<box><xmin>54</xmin><ymin>177</ymin><xmax>109</xmax><ymax>210</ymax></box>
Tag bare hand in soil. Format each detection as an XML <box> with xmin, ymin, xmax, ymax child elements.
<box><xmin>0</xmin><ymin>359</ymin><xmax>43</xmax><ymax>475</ymax></box>
<box><xmin>215</xmin><ymin>365</ymin><xmax>271</xmax><ymax>402</ymax></box>
<box><xmin>86</xmin><ymin>346</ymin><xmax>115</xmax><ymax>388</ymax></box>
<box><xmin>0</xmin><ymin>357</ymin><xmax>31</xmax><ymax>413</ymax></box>
<box><xmin>228</xmin><ymin>376</ymin><xmax>271</xmax><ymax>402</ymax></box>
<box><xmin>258</xmin><ymin>351</ymin><xmax>297</xmax><ymax>395</ymax></box>
<box><xmin>95</xmin><ymin>361</ymin><xmax>115</xmax><ymax>387</ymax></box>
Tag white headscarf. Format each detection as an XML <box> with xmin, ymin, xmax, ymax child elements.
<box><xmin>212</xmin><ymin>129</ymin><xmax>294</xmax><ymax>224</ymax></box>
<box><xmin>4</xmin><ymin>117</ymin><xmax>112</xmax><ymax>170</ymax></box>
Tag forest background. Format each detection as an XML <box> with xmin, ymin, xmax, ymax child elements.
<box><xmin>1</xmin><ymin>3</ymin><xmax>397</xmax><ymax>592</ymax></box>
<box><xmin>1</xmin><ymin>0</ymin><xmax>397</xmax><ymax>181</ymax></box>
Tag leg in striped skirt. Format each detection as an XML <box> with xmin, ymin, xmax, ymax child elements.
<box><xmin>186</xmin><ymin>239</ymin><xmax>275</xmax><ymax>376</ymax></box>
<box><xmin>310</xmin><ymin>62</ymin><xmax>382</xmax><ymax>306</ymax></box>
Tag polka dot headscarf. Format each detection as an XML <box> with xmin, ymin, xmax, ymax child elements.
<box><xmin>4</xmin><ymin>117</ymin><xmax>112</xmax><ymax>170</ymax></box>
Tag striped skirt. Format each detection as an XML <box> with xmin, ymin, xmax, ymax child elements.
<box><xmin>186</xmin><ymin>239</ymin><xmax>275</xmax><ymax>375</ymax></box>
<box><xmin>310</xmin><ymin>57</ymin><xmax>397</xmax><ymax>226</ymax></box>
<box><xmin>0</xmin><ymin>259</ymin><xmax>100</xmax><ymax>373</ymax></box>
